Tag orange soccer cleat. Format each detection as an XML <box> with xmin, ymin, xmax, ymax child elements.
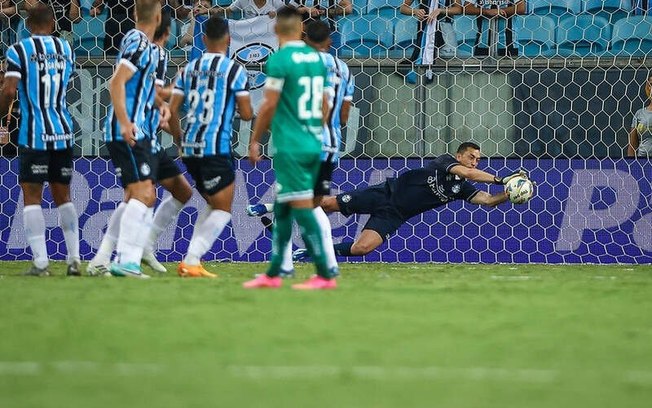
<box><xmin>177</xmin><ymin>262</ymin><xmax>217</xmax><ymax>278</ymax></box>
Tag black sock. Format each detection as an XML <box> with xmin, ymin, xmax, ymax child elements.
<box><xmin>334</xmin><ymin>242</ymin><xmax>354</xmax><ymax>257</ymax></box>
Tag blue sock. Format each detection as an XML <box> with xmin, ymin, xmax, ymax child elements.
<box><xmin>334</xmin><ymin>242</ymin><xmax>354</xmax><ymax>256</ymax></box>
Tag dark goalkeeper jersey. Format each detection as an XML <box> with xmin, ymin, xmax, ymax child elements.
<box><xmin>386</xmin><ymin>154</ymin><xmax>480</xmax><ymax>219</ymax></box>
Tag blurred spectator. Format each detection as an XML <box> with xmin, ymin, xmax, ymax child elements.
<box><xmin>633</xmin><ymin>0</ymin><xmax>652</xmax><ymax>14</ymax></box>
<box><xmin>287</xmin><ymin>0</ymin><xmax>352</xmax><ymax>49</ymax></box>
<box><xmin>463</xmin><ymin>0</ymin><xmax>525</xmax><ymax>57</ymax></box>
<box><xmin>400</xmin><ymin>0</ymin><xmax>463</xmax><ymax>62</ymax></box>
<box><xmin>627</xmin><ymin>75</ymin><xmax>652</xmax><ymax>157</ymax></box>
<box><xmin>179</xmin><ymin>0</ymin><xmax>211</xmax><ymax>59</ymax></box>
<box><xmin>163</xmin><ymin>0</ymin><xmax>192</xmax><ymax>20</ymax></box>
<box><xmin>211</xmin><ymin>0</ymin><xmax>285</xmax><ymax>19</ymax></box>
<box><xmin>90</xmin><ymin>0</ymin><xmax>135</xmax><ymax>56</ymax></box>
<box><xmin>26</xmin><ymin>0</ymin><xmax>81</xmax><ymax>40</ymax></box>
<box><xmin>0</xmin><ymin>0</ymin><xmax>18</xmax><ymax>57</ymax></box>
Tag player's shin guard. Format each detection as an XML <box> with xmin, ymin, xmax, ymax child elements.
<box><xmin>23</xmin><ymin>205</ymin><xmax>48</xmax><ymax>269</ymax></box>
<box><xmin>93</xmin><ymin>202</ymin><xmax>126</xmax><ymax>264</ymax></box>
<box><xmin>145</xmin><ymin>196</ymin><xmax>184</xmax><ymax>253</ymax></box>
<box><xmin>115</xmin><ymin>199</ymin><xmax>150</xmax><ymax>264</ymax></box>
<box><xmin>313</xmin><ymin>207</ymin><xmax>337</xmax><ymax>270</ymax></box>
<box><xmin>267</xmin><ymin>202</ymin><xmax>292</xmax><ymax>277</ymax></box>
<box><xmin>292</xmin><ymin>207</ymin><xmax>330</xmax><ymax>279</ymax></box>
<box><xmin>58</xmin><ymin>202</ymin><xmax>80</xmax><ymax>264</ymax></box>
<box><xmin>280</xmin><ymin>238</ymin><xmax>294</xmax><ymax>272</ymax></box>
<box><xmin>183</xmin><ymin>209</ymin><xmax>231</xmax><ymax>265</ymax></box>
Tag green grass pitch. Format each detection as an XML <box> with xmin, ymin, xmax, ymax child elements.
<box><xmin>1</xmin><ymin>261</ymin><xmax>652</xmax><ymax>408</ymax></box>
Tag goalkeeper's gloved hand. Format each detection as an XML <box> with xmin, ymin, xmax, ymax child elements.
<box><xmin>494</xmin><ymin>169</ymin><xmax>528</xmax><ymax>185</ymax></box>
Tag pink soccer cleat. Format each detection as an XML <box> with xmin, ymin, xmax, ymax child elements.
<box><xmin>243</xmin><ymin>274</ymin><xmax>282</xmax><ymax>289</ymax></box>
<box><xmin>291</xmin><ymin>275</ymin><xmax>337</xmax><ymax>290</ymax></box>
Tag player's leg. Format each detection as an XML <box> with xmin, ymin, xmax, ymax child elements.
<box><xmin>333</xmin><ymin>209</ymin><xmax>404</xmax><ymax>256</ymax></box>
<box><xmin>19</xmin><ymin>148</ymin><xmax>49</xmax><ymax>276</ymax></box>
<box><xmin>143</xmin><ymin>153</ymin><xmax>192</xmax><ymax>273</ymax></box>
<box><xmin>49</xmin><ymin>148</ymin><xmax>81</xmax><ymax>276</ymax></box>
<box><xmin>178</xmin><ymin>156</ymin><xmax>233</xmax><ymax>278</ymax></box>
<box><xmin>110</xmin><ymin>140</ymin><xmax>156</xmax><ymax>278</ymax></box>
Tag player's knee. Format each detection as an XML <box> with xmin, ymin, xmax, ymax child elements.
<box><xmin>351</xmin><ymin>241</ymin><xmax>377</xmax><ymax>255</ymax></box>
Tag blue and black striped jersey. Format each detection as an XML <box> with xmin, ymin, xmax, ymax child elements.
<box><xmin>104</xmin><ymin>29</ymin><xmax>160</xmax><ymax>143</ymax></box>
<box><xmin>320</xmin><ymin>52</ymin><xmax>354</xmax><ymax>163</ymax></box>
<box><xmin>173</xmin><ymin>53</ymin><xmax>249</xmax><ymax>157</ymax></box>
<box><xmin>145</xmin><ymin>45</ymin><xmax>168</xmax><ymax>150</ymax></box>
<box><xmin>5</xmin><ymin>35</ymin><xmax>75</xmax><ymax>151</ymax></box>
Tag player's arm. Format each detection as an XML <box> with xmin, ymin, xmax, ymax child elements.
<box><xmin>469</xmin><ymin>190</ymin><xmax>510</xmax><ymax>207</ymax></box>
<box><xmin>450</xmin><ymin>165</ymin><xmax>526</xmax><ymax>185</ymax></box>
<box><xmin>627</xmin><ymin>127</ymin><xmax>639</xmax><ymax>157</ymax></box>
<box><xmin>0</xmin><ymin>76</ymin><xmax>18</xmax><ymax>124</ymax></box>
<box><xmin>167</xmin><ymin>92</ymin><xmax>184</xmax><ymax>146</ymax></box>
<box><xmin>237</xmin><ymin>94</ymin><xmax>254</xmax><ymax>121</ymax></box>
<box><xmin>249</xmin><ymin>88</ymin><xmax>280</xmax><ymax>163</ymax></box>
<box><xmin>109</xmin><ymin>63</ymin><xmax>137</xmax><ymax>145</ymax></box>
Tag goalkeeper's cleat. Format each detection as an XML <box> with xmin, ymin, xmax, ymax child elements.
<box><xmin>110</xmin><ymin>262</ymin><xmax>150</xmax><ymax>279</ymax></box>
<box><xmin>292</xmin><ymin>248</ymin><xmax>310</xmax><ymax>262</ymax></box>
<box><xmin>23</xmin><ymin>265</ymin><xmax>50</xmax><ymax>277</ymax></box>
<box><xmin>246</xmin><ymin>203</ymin><xmax>271</xmax><ymax>217</ymax></box>
<box><xmin>142</xmin><ymin>251</ymin><xmax>167</xmax><ymax>273</ymax></box>
<box><xmin>291</xmin><ymin>275</ymin><xmax>337</xmax><ymax>290</ymax></box>
<box><xmin>66</xmin><ymin>260</ymin><xmax>82</xmax><ymax>277</ymax></box>
<box><xmin>243</xmin><ymin>274</ymin><xmax>282</xmax><ymax>289</ymax></box>
<box><xmin>177</xmin><ymin>262</ymin><xmax>217</xmax><ymax>278</ymax></box>
<box><xmin>87</xmin><ymin>262</ymin><xmax>112</xmax><ymax>277</ymax></box>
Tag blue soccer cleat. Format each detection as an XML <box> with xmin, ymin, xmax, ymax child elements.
<box><xmin>292</xmin><ymin>248</ymin><xmax>310</xmax><ymax>262</ymax></box>
<box><xmin>110</xmin><ymin>262</ymin><xmax>150</xmax><ymax>279</ymax></box>
<box><xmin>246</xmin><ymin>203</ymin><xmax>270</xmax><ymax>217</ymax></box>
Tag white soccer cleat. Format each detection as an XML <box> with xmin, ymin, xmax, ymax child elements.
<box><xmin>87</xmin><ymin>262</ymin><xmax>112</xmax><ymax>277</ymax></box>
<box><xmin>141</xmin><ymin>251</ymin><xmax>167</xmax><ymax>273</ymax></box>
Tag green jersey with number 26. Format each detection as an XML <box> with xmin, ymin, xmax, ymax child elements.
<box><xmin>264</xmin><ymin>41</ymin><xmax>328</xmax><ymax>155</ymax></box>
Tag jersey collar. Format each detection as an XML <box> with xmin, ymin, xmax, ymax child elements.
<box><xmin>282</xmin><ymin>40</ymin><xmax>306</xmax><ymax>48</ymax></box>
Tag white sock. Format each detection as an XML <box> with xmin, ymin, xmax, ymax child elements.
<box><xmin>195</xmin><ymin>205</ymin><xmax>211</xmax><ymax>226</ymax></box>
<box><xmin>23</xmin><ymin>205</ymin><xmax>48</xmax><ymax>269</ymax></box>
<box><xmin>314</xmin><ymin>207</ymin><xmax>337</xmax><ymax>270</ymax></box>
<box><xmin>145</xmin><ymin>196</ymin><xmax>184</xmax><ymax>253</ymax></box>
<box><xmin>92</xmin><ymin>202</ymin><xmax>126</xmax><ymax>265</ymax></box>
<box><xmin>58</xmin><ymin>202</ymin><xmax>79</xmax><ymax>264</ymax></box>
<box><xmin>115</xmin><ymin>199</ymin><xmax>150</xmax><ymax>264</ymax></box>
<box><xmin>183</xmin><ymin>209</ymin><xmax>231</xmax><ymax>266</ymax></box>
<box><xmin>281</xmin><ymin>238</ymin><xmax>294</xmax><ymax>272</ymax></box>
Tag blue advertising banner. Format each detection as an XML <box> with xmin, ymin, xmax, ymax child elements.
<box><xmin>0</xmin><ymin>158</ymin><xmax>650</xmax><ymax>264</ymax></box>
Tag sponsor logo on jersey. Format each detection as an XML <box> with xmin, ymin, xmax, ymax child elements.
<box><xmin>291</xmin><ymin>52</ymin><xmax>320</xmax><ymax>64</ymax></box>
<box><xmin>140</xmin><ymin>163</ymin><xmax>151</xmax><ymax>177</ymax></box>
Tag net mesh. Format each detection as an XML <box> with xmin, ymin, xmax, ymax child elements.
<box><xmin>0</xmin><ymin>0</ymin><xmax>651</xmax><ymax>263</ymax></box>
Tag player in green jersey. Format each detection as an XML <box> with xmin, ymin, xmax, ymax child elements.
<box><xmin>245</xmin><ymin>6</ymin><xmax>337</xmax><ymax>290</ymax></box>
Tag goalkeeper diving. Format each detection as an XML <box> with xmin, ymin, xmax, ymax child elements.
<box><xmin>247</xmin><ymin>142</ymin><xmax>532</xmax><ymax>258</ymax></box>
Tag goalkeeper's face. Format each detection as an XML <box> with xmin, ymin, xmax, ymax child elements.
<box><xmin>456</xmin><ymin>148</ymin><xmax>481</xmax><ymax>169</ymax></box>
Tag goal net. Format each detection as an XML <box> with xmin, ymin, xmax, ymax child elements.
<box><xmin>0</xmin><ymin>2</ymin><xmax>650</xmax><ymax>264</ymax></box>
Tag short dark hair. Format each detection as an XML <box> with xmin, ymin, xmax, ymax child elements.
<box><xmin>26</xmin><ymin>2</ymin><xmax>54</xmax><ymax>32</ymax></box>
<box><xmin>154</xmin><ymin>10</ymin><xmax>172</xmax><ymax>42</ymax></box>
<box><xmin>205</xmin><ymin>15</ymin><xmax>229</xmax><ymax>40</ymax></box>
<box><xmin>305</xmin><ymin>20</ymin><xmax>330</xmax><ymax>44</ymax></box>
<box><xmin>457</xmin><ymin>142</ymin><xmax>481</xmax><ymax>154</ymax></box>
<box><xmin>276</xmin><ymin>5</ymin><xmax>303</xmax><ymax>20</ymax></box>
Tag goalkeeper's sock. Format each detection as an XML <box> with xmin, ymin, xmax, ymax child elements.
<box><xmin>183</xmin><ymin>209</ymin><xmax>231</xmax><ymax>266</ymax></box>
<box><xmin>266</xmin><ymin>202</ymin><xmax>292</xmax><ymax>277</ymax></box>
<box><xmin>58</xmin><ymin>202</ymin><xmax>80</xmax><ymax>264</ymax></box>
<box><xmin>334</xmin><ymin>242</ymin><xmax>354</xmax><ymax>257</ymax></box>
<box><xmin>145</xmin><ymin>196</ymin><xmax>184</xmax><ymax>253</ymax></box>
<box><xmin>23</xmin><ymin>205</ymin><xmax>48</xmax><ymax>269</ymax></box>
<box><xmin>314</xmin><ymin>207</ymin><xmax>337</xmax><ymax>270</ymax></box>
<box><xmin>94</xmin><ymin>202</ymin><xmax>125</xmax><ymax>264</ymax></box>
<box><xmin>292</xmin><ymin>207</ymin><xmax>330</xmax><ymax>279</ymax></box>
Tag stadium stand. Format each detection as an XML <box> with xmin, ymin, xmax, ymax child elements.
<box><xmin>513</xmin><ymin>15</ymin><xmax>557</xmax><ymax>57</ymax></box>
<box><xmin>556</xmin><ymin>14</ymin><xmax>611</xmax><ymax>56</ymax></box>
<box><xmin>583</xmin><ymin>0</ymin><xmax>632</xmax><ymax>23</ymax></box>
<box><xmin>528</xmin><ymin>0</ymin><xmax>582</xmax><ymax>16</ymax></box>
<box><xmin>338</xmin><ymin>15</ymin><xmax>393</xmax><ymax>58</ymax></box>
<box><xmin>610</xmin><ymin>15</ymin><xmax>652</xmax><ymax>56</ymax></box>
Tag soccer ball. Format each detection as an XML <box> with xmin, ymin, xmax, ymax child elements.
<box><xmin>505</xmin><ymin>176</ymin><xmax>534</xmax><ymax>204</ymax></box>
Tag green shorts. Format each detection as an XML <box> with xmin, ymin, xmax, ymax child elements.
<box><xmin>273</xmin><ymin>151</ymin><xmax>321</xmax><ymax>203</ymax></box>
